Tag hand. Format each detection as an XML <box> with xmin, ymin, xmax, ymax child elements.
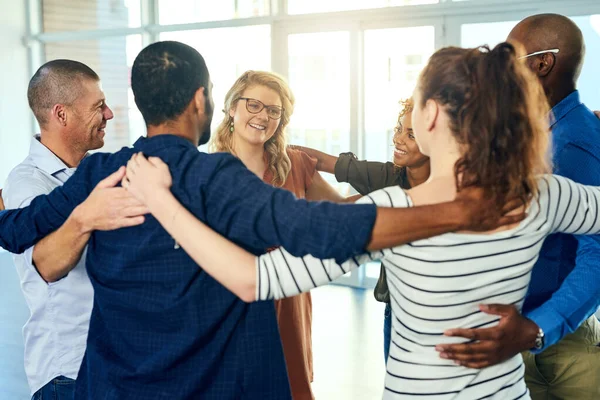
<box><xmin>122</xmin><ymin>152</ymin><xmax>172</xmax><ymax>206</ymax></box>
<box><xmin>73</xmin><ymin>166</ymin><xmax>148</xmax><ymax>232</ymax></box>
<box><xmin>454</xmin><ymin>187</ymin><xmax>526</xmax><ymax>231</ymax></box>
<box><xmin>0</xmin><ymin>189</ymin><xmax>4</xmax><ymax>211</ymax></box>
<box><xmin>435</xmin><ymin>304</ymin><xmax>540</xmax><ymax>368</ymax></box>
<box><xmin>595</xmin><ymin>111</ymin><xmax>600</xmax><ymax>119</ymax></box>
<box><xmin>287</xmin><ymin>145</ymin><xmax>337</xmax><ymax>173</ymax></box>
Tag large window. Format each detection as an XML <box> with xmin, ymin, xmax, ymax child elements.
<box><xmin>14</xmin><ymin>0</ymin><xmax>600</xmax><ymax>287</ymax></box>
<box><xmin>161</xmin><ymin>25</ymin><xmax>271</xmax><ymax>146</ymax></box>
<box><xmin>363</xmin><ymin>26</ymin><xmax>435</xmax><ymax>163</ymax></box>
<box><xmin>287</xmin><ymin>0</ymin><xmax>437</xmax><ymax>15</ymax></box>
<box><xmin>42</xmin><ymin>0</ymin><xmax>141</xmax><ymax>32</ymax></box>
<box><xmin>158</xmin><ymin>0</ymin><xmax>271</xmax><ymax>25</ymax></box>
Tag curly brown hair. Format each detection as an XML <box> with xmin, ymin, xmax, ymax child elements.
<box><xmin>395</xmin><ymin>97</ymin><xmax>414</xmax><ymax>130</ymax></box>
<box><xmin>417</xmin><ymin>42</ymin><xmax>551</xmax><ymax>206</ymax></box>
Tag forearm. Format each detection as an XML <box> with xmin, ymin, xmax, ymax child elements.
<box><xmin>525</xmin><ymin>239</ymin><xmax>600</xmax><ymax>351</ymax></box>
<box><xmin>335</xmin><ymin>157</ymin><xmax>401</xmax><ymax>195</ymax></box>
<box><xmin>32</xmin><ymin>209</ymin><xmax>90</xmax><ymax>282</ymax></box>
<box><xmin>258</xmin><ymin>249</ymin><xmax>371</xmax><ymax>300</ymax></box>
<box><xmin>366</xmin><ymin>202</ymin><xmax>463</xmax><ymax>250</ymax></box>
<box><xmin>150</xmin><ymin>191</ymin><xmax>258</xmax><ymax>301</ymax></box>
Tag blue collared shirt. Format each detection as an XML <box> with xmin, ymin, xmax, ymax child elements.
<box><xmin>1</xmin><ymin>136</ymin><xmax>93</xmax><ymax>395</ymax></box>
<box><xmin>0</xmin><ymin>134</ymin><xmax>377</xmax><ymax>399</ymax></box>
<box><xmin>523</xmin><ymin>90</ymin><xmax>600</xmax><ymax>350</ymax></box>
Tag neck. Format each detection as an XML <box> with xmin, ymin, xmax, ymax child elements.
<box><xmin>39</xmin><ymin>130</ymin><xmax>86</xmax><ymax>168</ymax></box>
<box><xmin>146</xmin><ymin>114</ymin><xmax>202</xmax><ymax>146</ymax></box>
<box><xmin>426</xmin><ymin>132</ymin><xmax>462</xmax><ymax>183</ymax></box>
<box><xmin>545</xmin><ymin>82</ymin><xmax>576</xmax><ymax>108</ymax></box>
<box><xmin>232</xmin><ymin>136</ymin><xmax>266</xmax><ymax>178</ymax></box>
<box><xmin>405</xmin><ymin>161</ymin><xmax>430</xmax><ymax>188</ymax></box>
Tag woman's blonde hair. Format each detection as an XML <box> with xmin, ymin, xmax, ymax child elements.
<box><xmin>209</xmin><ymin>70</ymin><xmax>294</xmax><ymax>187</ymax></box>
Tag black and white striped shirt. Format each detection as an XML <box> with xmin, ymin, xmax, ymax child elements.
<box><xmin>255</xmin><ymin>175</ymin><xmax>600</xmax><ymax>399</ymax></box>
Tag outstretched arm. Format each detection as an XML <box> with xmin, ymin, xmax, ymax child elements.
<box><xmin>437</xmin><ymin>168</ymin><xmax>600</xmax><ymax>368</ymax></box>
<box><xmin>123</xmin><ymin>154</ymin><xmax>379</xmax><ymax>300</ymax></box>
<box><xmin>288</xmin><ymin>145</ymin><xmax>337</xmax><ymax>174</ymax></box>
<box><xmin>0</xmin><ymin>158</ymin><xmax>97</xmax><ymax>253</ymax></box>
<box><xmin>32</xmin><ymin>168</ymin><xmax>147</xmax><ymax>282</ymax></box>
<box><xmin>305</xmin><ymin>170</ymin><xmax>361</xmax><ymax>203</ymax></box>
<box><xmin>289</xmin><ymin>145</ymin><xmax>404</xmax><ymax>195</ymax></box>
<box><xmin>123</xmin><ymin>153</ymin><xmax>525</xmax><ymax>300</ymax></box>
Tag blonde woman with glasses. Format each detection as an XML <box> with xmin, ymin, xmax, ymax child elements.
<box><xmin>209</xmin><ymin>70</ymin><xmax>356</xmax><ymax>400</ymax></box>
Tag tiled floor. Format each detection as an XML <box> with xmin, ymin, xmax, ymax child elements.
<box><xmin>0</xmin><ymin>251</ymin><xmax>386</xmax><ymax>400</ymax></box>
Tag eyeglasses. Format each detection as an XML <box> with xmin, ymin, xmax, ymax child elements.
<box><xmin>518</xmin><ymin>48</ymin><xmax>559</xmax><ymax>60</ymax></box>
<box><xmin>238</xmin><ymin>97</ymin><xmax>284</xmax><ymax>120</ymax></box>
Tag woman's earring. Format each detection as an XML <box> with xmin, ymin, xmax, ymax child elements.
<box><xmin>229</xmin><ymin>120</ymin><xmax>234</xmax><ymax>133</ymax></box>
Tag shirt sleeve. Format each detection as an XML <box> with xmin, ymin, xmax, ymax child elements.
<box><xmin>255</xmin><ymin>187</ymin><xmax>410</xmax><ymax>300</ymax></box>
<box><xmin>2</xmin><ymin>176</ymin><xmax>54</xmax><ymax>266</ymax></box>
<box><xmin>203</xmin><ymin>154</ymin><xmax>378</xmax><ymax>263</ymax></box>
<box><xmin>525</xmin><ymin>143</ymin><xmax>600</xmax><ymax>351</ymax></box>
<box><xmin>295</xmin><ymin>149</ymin><xmax>318</xmax><ymax>191</ymax></box>
<box><xmin>0</xmin><ymin>156</ymin><xmax>97</xmax><ymax>254</ymax></box>
<box><xmin>334</xmin><ymin>153</ymin><xmax>402</xmax><ymax>195</ymax></box>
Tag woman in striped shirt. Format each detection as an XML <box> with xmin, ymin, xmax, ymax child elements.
<box><xmin>123</xmin><ymin>43</ymin><xmax>600</xmax><ymax>399</ymax></box>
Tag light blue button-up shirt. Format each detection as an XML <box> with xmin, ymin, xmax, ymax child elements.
<box><xmin>1</xmin><ymin>135</ymin><xmax>93</xmax><ymax>395</ymax></box>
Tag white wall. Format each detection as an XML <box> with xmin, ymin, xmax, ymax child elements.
<box><xmin>0</xmin><ymin>0</ymin><xmax>32</xmax><ymax>185</ymax></box>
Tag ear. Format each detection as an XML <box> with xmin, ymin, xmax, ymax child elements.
<box><xmin>424</xmin><ymin>99</ymin><xmax>439</xmax><ymax>132</ymax></box>
<box><xmin>193</xmin><ymin>86</ymin><xmax>207</xmax><ymax>115</ymax></box>
<box><xmin>532</xmin><ymin>53</ymin><xmax>555</xmax><ymax>78</ymax></box>
<box><xmin>228</xmin><ymin>105</ymin><xmax>236</xmax><ymax>119</ymax></box>
<box><xmin>52</xmin><ymin>104</ymin><xmax>68</xmax><ymax>126</ymax></box>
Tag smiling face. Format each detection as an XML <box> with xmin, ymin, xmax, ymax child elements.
<box><xmin>229</xmin><ymin>85</ymin><xmax>283</xmax><ymax>148</ymax></box>
<box><xmin>67</xmin><ymin>78</ymin><xmax>114</xmax><ymax>151</ymax></box>
<box><xmin>393</xmin><ymin>110</ymin><xmax>429</xmax><ymax>168</ymax></box>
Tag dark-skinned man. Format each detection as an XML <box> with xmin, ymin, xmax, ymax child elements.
<box><xmin>437</xmin><ymin>13</ymin><xmax>600</xmax><ymax>400</ymax></box>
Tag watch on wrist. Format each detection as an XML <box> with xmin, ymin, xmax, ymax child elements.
<box><xmin>533</xmin><ymin>328</ymin><xmax>545</xmax><ymax>350</ymax></box>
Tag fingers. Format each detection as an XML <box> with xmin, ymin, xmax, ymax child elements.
<box><xmin>440</xmin><ymin>349</ymin><xmax>493</xmax><ymax>362</ymax></box>
<box><xmin>435</xmin><ymin>341</ymin><xmax>498</xmax><ymax>369</ymax></box>
<box><xmin>112</xmin><ymin>216</ymin><xmax>146</xmax><ymax>229</ymax></box>
<box><xmin>120</xmin><ymin>205</ymin><xmax>150</xmax><ymax>216</ymax></box>
<box><xmin>148</xmin><ymin>156</ymin><xmax>163</xmax><ymax>167</ymax></box>
<box><xmin>454</xmin><ymin>360</ymin><xmax>493</xmax><ymax>369</ymax></box>
<box><xmin>127</xmin><ymin>153</ymin><xmax>156</xmax><ymax>177</ymax></box>
<box><xmin>479</xmin><ymin>303</ymin><xmax>516</xmax><ymax>316</ymax></box>
<box><xmin>443</xmin><ymin>326</ymin><xmax>501</xmax><ymax>341</ymax></box>
<box><xmin>496</xmin><ymin>213</ymin><xmax>526</xmax><ymax>226</ymax></box>
<box><xmin>127</xmin><ymin>158</ymin><xmax>137</xmax><ymax>177</ymax></box>
<box><xmin>97</xmin><ymin>166</ymin><xmax>126</xmax><ymax>189</ymax></box>
<box><xmin>500</xmin><ymin>197</ymin><xmax>525</xmax><ymax>214</ymax></box>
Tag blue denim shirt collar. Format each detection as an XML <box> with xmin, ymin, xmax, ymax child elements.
<box><xmin>549</xmin><ymin>90</ymin><xmax>581</xmax><ymax>129</ymax></box>
<box><xmin>133</xmin><ymin>134</ymin><xmax>198</xmax><ymax>153</ymax></box>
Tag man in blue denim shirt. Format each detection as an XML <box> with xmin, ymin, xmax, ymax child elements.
<box><xmin>438</xmin><ymin>14</ymin><xmax>600</xmax><ymax>399</ymax></box>
<box><xmin>0</xmin><ymin>42</ymin><xmax>519</xmax><ymax>399</ymax></box>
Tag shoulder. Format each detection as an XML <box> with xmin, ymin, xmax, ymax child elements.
<box><xmin>286</xmin><ymin>148</ymin><xmax>317</xmax><ymax>169</ymax></box>
<box><xmin>3</xmin><ymin>160</ymin><xmax>57</xmax><ymax>209</ymax></box>
<box><xmin>357</xmin><ymin>185</ymin><xmax>410</xmax><ymax>208</ymax></box>
<box><xmin>555</xmin><ymin>105</ymin><xmax>600</xmax><ymax>145</ymax></box>
<box><xmin>285</xmin><ymin>148</ymin><xmax>318</xmax><ymax>183</ymax></box>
